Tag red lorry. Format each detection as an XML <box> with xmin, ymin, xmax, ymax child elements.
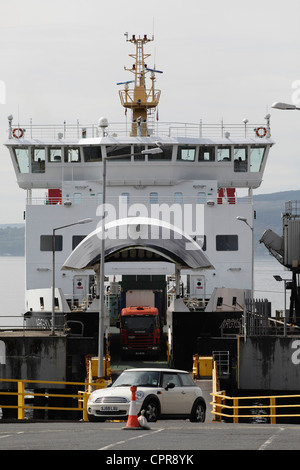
<box><xmin>119</xmin><ymin>306</ymin><xmax>161</xmax><ymax>357</ymax></box>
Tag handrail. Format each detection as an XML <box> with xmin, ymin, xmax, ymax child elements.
<box><xmin>7</xmin><ymin>120</ymin><xmax>271</xmax><ymax>140</ymax></box>
<box><xmin>211</xmin><ymin>391</ymin><xmax>300</xmax><ymax>424</ymax></box>
<box><xmin>0</xmin><ymin>377</ymin><xmax>107</xmax><ymax>421</ymax></box>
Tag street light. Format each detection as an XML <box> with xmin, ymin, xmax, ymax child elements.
<box><xmin>272</xmin><ymin>102</ymin><xmax>300</xmax><ymax>111</ymax></box>
<box><xmin>273</xmin><ymin>275</ymin><xmax>292</xmax><ymax>336</ymax></box>
<box><xmin>52</xmin><ymin>218</ymin><xmax>92</xmax><ymax>335</ymax></box>
<box><xmin>97</xmin><ymin>146</ymin><xmax>163</xmax><ymax>378</ymax></box>
<box><xmin>236</xmin><ymin>216</ymin><xmax>254</xmax><ymax>297</ymax></box>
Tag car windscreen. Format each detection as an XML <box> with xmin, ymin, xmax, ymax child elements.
<box><xmin>113</xmin><ymin>370</ymin><xmax>160</xmax><ymax>387</ymax></box>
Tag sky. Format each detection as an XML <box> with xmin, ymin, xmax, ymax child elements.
<box><xmin>1</xmin><ymin>0</ymin><xmax>300</xmax><ymax>223</ymax></box>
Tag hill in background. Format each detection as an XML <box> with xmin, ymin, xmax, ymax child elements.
<box><xmin>0</xmin><ymin>190</ymin><xmax>299</xmax><ymax>257</ymax></box>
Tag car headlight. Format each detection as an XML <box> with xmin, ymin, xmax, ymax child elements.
<box><xmin>88</xmin><ymin>392</ymin><xmax>98</xmax><ymax>403</ymax></box>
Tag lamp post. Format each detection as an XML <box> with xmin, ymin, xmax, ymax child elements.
<box><xmin>273</xmin><ymin>275</ymin><xmax>292</xmax><ymax>336</ymax></box>
<box><xmin>236</xmin><ymin>216</ymin><xmax>254</xmax><ymax>297</ymax></box>
<box><xmin>97</xmin><ymin>146</ymin><xmax>163</xmax><ymax>378</ymax></box>
<box><xmin>272</xmin><ymin>102</ymin><xmax>300</xmax><ymax>111</ymax></box>
<box><xmin>52</xmin><ymin>218</ymin><xmax>92</xmax><ymax>335</ymax></box>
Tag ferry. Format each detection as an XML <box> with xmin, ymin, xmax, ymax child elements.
<box><xmin>5</xmin><ymin>34</ymin><xmax>300</xmax><ymax>400</ymax></box>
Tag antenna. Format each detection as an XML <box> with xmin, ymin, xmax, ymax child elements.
<box><xmin>116</xmin><ymin>80</ymin><xmax>134</xmax><ymax>86</ymax></box>
<box><xmin>152</xmin><ymin>17</ymin><xmax>155</xmax><ymax>40</ymax></box>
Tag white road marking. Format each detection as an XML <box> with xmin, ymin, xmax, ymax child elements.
<box><xmin>258</xmin><ymin>427</ymin><xmax>284</xmax><ymax>450</ymax></box>
<box><xmin>98</xmin><ymin>428</ymin><xmax>164</xmax><ymax>450</ymax></box>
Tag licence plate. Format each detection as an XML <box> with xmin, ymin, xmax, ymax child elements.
<box><xmin>100</xmin><ymin>405</ymin><xmax>119</xmax><ymax>412</ymax></box>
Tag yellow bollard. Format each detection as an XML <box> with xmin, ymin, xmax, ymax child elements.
<box><xmin>83</xmin><ymin>392</ymin><xmax>90</xmax><ymax>422</ymax></box>
<box><xmin>18</xmin><ymin>381</ymin><xmax>25</xmax><ymax>420</ymax></box>
<box><xmin>270</xmin><ymin>397</ymin><xmax>276</xmax><ymax>424</ymax></box>
<box><xmin>233</xmin><ymin>398</ymin><xmax>239</xmax><ymax>423</ymax></box>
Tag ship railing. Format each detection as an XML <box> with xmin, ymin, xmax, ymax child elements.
<box><xmin>285</xmin><ymin>200</ymin><xmax>300</xmax><ymax>219</ymax></box>
<box><xmin>243</xmin><ymin>298</ymin><xmax>300</xmax><ymax>336</ymax></box>
<box><xmin>26</xmin><ymin>194</ymin><xmax>254</xmax><ymax>206</ymax></box>
<box><xmin>9</xmin><ymin>120</ymin><xmax>271</xmax><ymax>140</ymax></box>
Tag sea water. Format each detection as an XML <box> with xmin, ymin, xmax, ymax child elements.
<box><xmin>0</xmin><ymin>255</ymin><xmax>290</xmax><ymax>327</ymax></box>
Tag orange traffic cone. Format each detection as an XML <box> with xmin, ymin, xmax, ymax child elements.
<box><xmin>123</xmin><ymin>386</ymin><xmax>141</xmax><ymax>430</ymax></box>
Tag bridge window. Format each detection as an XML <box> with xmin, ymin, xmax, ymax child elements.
<box><xmin>64</xmin><ymin>147</ymin><xmax>80</xmax><ymax>163</ymax></box>
<box><xmin>31</xmin><ymin>147</ymin><xmax>45</xmax><ymax>173</ymax></box>
<box><xmin>14</xmin><ymin>147</ymin><xmax>29</xmax><ymax>173</ymax></box>
<box><xmin>217</xmin><ymin>146</ymin><xmax>231</xmax><ymax>161</ymax></box>
<box><xmin>49</xmin><ymin>147</ymin><xmax>62</xmax><ymax>162</ymax></box>
<box><xmin>250</xmin><ymin>147</ymin><xmax>265</xmax><ymax>172</ymax></box>
<box><xmin>134</xmin><ymin>145</ymin><xmax>145</xmax><ymax>161</ymax></box>
<box><xmin>199</xmin><ymin>146</ymin><xmax>215</xmax><ymax>162</ymax></box>
<box><xmin>106</xmin><ymin>145</ymin><xmax>131</xmax><ymax>161</ymax></box>
<box><xmin>83</xmin><ymin>146</ymin><xmax>102</xmax><ymax>162</ymax></box>
<box><xmin>216</xmin><ymin>234</ymin><xmax>238</xmax><ymax>251</ymax></box>
<box><xmin>177</xmin><ymin>146</ymin><xmax>196</xmax><ymax>161</ymax></box>
<box><xmin>147</xmin><ymin>145</ymin><xmax>172</xmax><ymax>161</ymax></box>
<box><xmin>234</xmin><ymin>147</ymin><xmax>248</xmax><ymax>172</ymax></box>
<box><xmin>40</xmin><ymin>235</ymin><xmax>62</xmax><ymax>251</ymax></box>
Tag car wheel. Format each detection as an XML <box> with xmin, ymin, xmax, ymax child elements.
<box><xmin>190</xmin><ymin>400</ymin><xmax>206</xmax><ymax>423</ymax></box>
<box><xmin>142</xmin><ymin>398</ymin><xmax>160</xmax><ymax>422</ymax></box>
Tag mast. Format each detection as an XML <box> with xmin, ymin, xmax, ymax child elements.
<box><xmin>118</xmin><ymin>34</ymin><xmax>162</xmax><ymax>136</ymax></box>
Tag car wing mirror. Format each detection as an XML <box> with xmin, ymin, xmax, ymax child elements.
<box><xmin>165</xmin><ymin>382</ymin><xmax>175</xmax><ymax>390</ymax></box>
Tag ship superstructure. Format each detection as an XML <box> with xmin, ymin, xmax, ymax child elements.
<box><xmin>5</xmin><ymin>34</ymin><xmax>274</xmax><ymax>325</ymax></box>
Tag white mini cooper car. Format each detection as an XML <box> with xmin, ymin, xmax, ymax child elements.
<box><xmin>87</xmin><ymin>368</ymin><xmax>206</xmax><ymax>423</ymax></box>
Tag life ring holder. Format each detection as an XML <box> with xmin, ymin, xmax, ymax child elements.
<box><xmin>12</xmin><ymin>128</ymin><xmax>24</xmax><ymax>139</ymax></box>
<box><xmin>255</xmin><ymin>127</ymin><xmax>267</xmax><ymax>138</ymax></box>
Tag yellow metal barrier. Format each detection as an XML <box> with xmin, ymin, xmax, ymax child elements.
<box><xmin>0</xmin><ymin>377</ymin><xmax>109</xmax><ymax>422</ymax></box>
<box><xmin>211</xmin><ymin>391</ymin><xmax>300</xmax><ymax>424</ymax></box>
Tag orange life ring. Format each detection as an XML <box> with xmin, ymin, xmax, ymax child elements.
<box><xmin>12</xmin><ymin>128</ymin><xmax>24</xmax><ymax>139</ymax></box>
<box><xmin>256</xmin><ymin>127</ymin><xmax>267</xmax><ymax>138</ymax></box>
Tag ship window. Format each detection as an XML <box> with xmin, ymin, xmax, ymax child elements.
<box><xmin>250</xmin><ymin>147</ymin><xmax>265</xmax><ymax>172</ymax></box>
<box><xmin>150</xmin><ymin>192</ymin><xmax>158</xmax><ymax>203</ymax></box>
<box><xmin>121</xmin><ymin>193</ymin><xmax>130</xmax><ymax>204</ymax></box>
<box><xmin>177</xmin><ymin>146</ymin><xmax>196</xmax><ymax>161</ymax></box>
<box><xmin>106</xmin><ymin>145</ymin><xmax>131</xmax><ymax>161</ymax></box>
<box><xmin>14</xmin><ymin>147</ymin><xmax>29</xmax><ymax>173</ymax></box>
<box><xmin>174</xmin><ymin>192</ymin><xmax>183</xmax><ymax>204</ymax></box>
<box><xmin>217</xmin><ymin>146</ymin><xmax>231</xmax><ymax>161</ymax></box>
<box><xmin>74</xmin><ymin>193</ymin><xmax>82</xmax><ymax>204</ymax></box>
<box><xmin>83</xmin><ymin>146</ymin><xmax>102</xmax><ymax>162</ymax></box>
<box><xmin>40</xmin><ymin>235</ymin><xmax>62</xmax><ymax>251</ymax></box>
<box><xmin>31</xmin><ymin>147</ymin><xmax>45</xmax><ymax>173</ymax></box>
<box><xmin>97</xmin><ymin>192</ymin><xmax>103</xmax><ymax>204</ymax></box>
<box><xmin>64</xmin><ymin>147</ymin><xmax>80</xmax><ymax>163</ymax></box>
<box><xmin>197</xmin><ymin>192</ymin><xmax>206</xmax><ymax>204</ymax></box>
<box><xmin>216</xmin><ymin>234</ymin><xmax>238</xmax><ymax>251</ymax></box>
<box><xmin>72</xmin><ymin>235</ymin><xmax>86</xmax><ymax>250</ymax></box>
<box><xmin>199</xmin><ymin>146</ymin><xmax>215</xmax><ymax>162</ymax></box>
<box><xmin>134</xmin><ymin>145</ymin><xmax>145</xmax><ymax>161</ymax></box>
<box><xmin>147</xmin><ymin>145</ymin><xmax>172</xmax><ymax>161</ymax></box>
<box><xmin>234</xmin><ymin>147</ymin><xmax>248</xmax><ymax>172</ymax></box>
<box><xmin>49</xmin><ymin>148</ymin><xmax>62</xmax><ymax>162</ymax></box>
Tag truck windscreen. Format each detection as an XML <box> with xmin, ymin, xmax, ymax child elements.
<box><xmin>122</xmin><ymin>315</ymin><xmax>157</xmax><ymax>331</ymax></box>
